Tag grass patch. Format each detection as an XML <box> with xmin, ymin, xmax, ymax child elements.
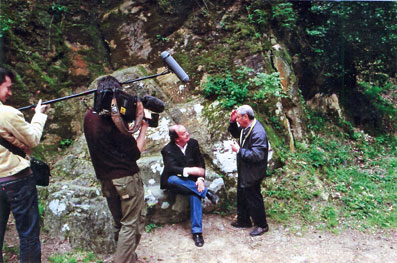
<box><xmin>264</xmin><ymin>112</ymin><xmax>396</xmax><ymax>230</ymax></box>
<box><xmin>48</xmin><ymin>251</ymin><xmax>101</xmax><ymax>263</ymax></box>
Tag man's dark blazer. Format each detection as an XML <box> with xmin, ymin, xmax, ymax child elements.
<box><xmin>160</xmin><ymin>138</ymin><xmax>205</xmax><ymax>189</ymax></box>
<box><xmin>228</xmin><ymin>120</ymin><xmax>269</xmax><ymax>188</ymax></box>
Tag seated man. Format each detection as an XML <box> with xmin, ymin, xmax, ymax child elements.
<box><xmin>160</xmin><ymin>124</ymin><xmax>218</xmax><ymax>247</ymax></box>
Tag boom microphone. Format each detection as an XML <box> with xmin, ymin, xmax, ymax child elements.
<box><xmin>161</xmin><ymin>51</ymin><xmax>190</xmax><ymax>83</ymax></box>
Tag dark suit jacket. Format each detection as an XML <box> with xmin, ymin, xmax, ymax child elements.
<box><xmin>160</xmin><ymin>138</ymin><xmax>205</xmax><ymax>189</ymax></box>
<box><xmin>228</xmin><ymin>120</ymin><xmax>268</xmax><ymax>188</ymax></box>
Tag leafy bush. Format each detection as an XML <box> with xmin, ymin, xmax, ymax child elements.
<box><xmin>271</xmin><ymin>2</ymin><xmax>297</xmax><ymax>31</ymax></box>
<box><xmin>252</xmin><ymin>72</ymin><xmax>286</xmax><ymax>100</ymax></box>
<box><xmin>359</xmin><ymin>81</ymin><xmax>397</xmax><ymax>132</ymax></box>
<box><xmin>247</xmin><ymin>1</ymin><xmax>297</xmax><ymax>31</ymax></box>
<box><xmin>0</xmin><ymin>15</ymin><xmax>13</xmax><ymax>38</ymax></box>
<box><xmin>203</xmin><ymin>72</ymin><xmax>249</xmax><ymax>109</ymax></box>
<box><xmin>203</xmin><ymin>67</ymin><xmax>283</xmax><ymax>109</ymax></box>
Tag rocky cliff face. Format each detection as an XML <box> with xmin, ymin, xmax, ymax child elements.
<box><xmin>2</xmin><ymin>0</ymin><xmax>312</xmax><ymax>253</ymax></box>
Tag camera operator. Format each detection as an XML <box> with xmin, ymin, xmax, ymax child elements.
<box><xmin>0</xmin><ymin>67</ymin><xmax>48</xmax><ymax>262</ymax></box>
<box><xmin>83</xmin><ymin>76</ymin><xmax>149</xmax><ymax>263</ymax></box>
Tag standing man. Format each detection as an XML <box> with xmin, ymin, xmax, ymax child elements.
<box><xmin>0</xmin><ymin>67</ymin><xmax>48</xmax><ymax>262</ymax></box>
<box><xmin>161</xmin><ymin>125</ymin><xmax>218</xmax><ymax>247</ymax></box>
<box><xmin>84</xmin><ymin>76</ymin><xmax>149</xmax><ymax>263</ymax></box>
<box><xmin>228</xmin><ymin>105</ymin><xmax>269</xmax><ymax>237</ymax></box>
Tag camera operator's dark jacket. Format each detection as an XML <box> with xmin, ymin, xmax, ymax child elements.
<box><xmin>160</xmin><ymin>138</ymin><xmax>205</xmax><ymax>189</ymax></box>
<box><xmin>84</xmin><ymin>109</ymin><xmax>140</xmax><ymax>180</ymax></box>
<box><xmin>228</xmin><ymin>120</ymin><xmax>268</xmax><ymax>188</ymax></box>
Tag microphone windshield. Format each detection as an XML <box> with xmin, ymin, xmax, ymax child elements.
<box><xmin>161</xmin><ymin>51</ymin><xmax>190</xmax><ymax>83</ymax></box>
<box><xmin>142</xmin><ymin>96</ymin><xmax>165</xmax><ymax>113</ymax></box>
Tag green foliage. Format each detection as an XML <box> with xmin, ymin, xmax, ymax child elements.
<box><xmin>2</xmin><ymin>244</ymin><xmax>19</xmax><ymax>254</ymax></box>
<box><xmin>203</xmin><ymin>67</ymin><xmax>283</xmax><ymax>109</ymax></box>
<box><xmin>271</xmin><ymin>2</ymin><xmax>297</xmax><ymax>31</ymax></box>
<box><xmin>48</xmin><ymin>251</ymin><xmax>100</xmax><ymax>263</ymax></box>
<box><xmin>38</xmin><ymin>199</ymin><xmax>45</xmax><ymax>220</ymax></box>
<box><xmin>269</xmin><ymin>115</ymin><xmax>282</xmax><ymax>131</ymax></box>
<box><xmin>82</xmin><ymin>252</ymin><xmax>96</xmax><ymax>263</ymax></box>
<box><xmin>203</xmin><ymin>72</ymin><xmax>249</xmax><ymax>109</ymax></box>
<box><xmin>247</xmin><ymin>5</ymin><xmax>269</xmax><ymax>26</ymax></box>
<box><xmin>297</xmin><ymin>1</ymin><xmax>397</xmax><ymax>87</ymax></box>
<box><xmin>358</xmin><ymin>81</ymin><xmax>397</xmax><ymax>132</ymax></box>
<box><xmin>327</xmin><ymin>165</ymin><xmax>396</xmax><ymax>228</ymax></box>
<box><xmin>301</xmin><ymin>145</ymin><xmax>327</xmax><ymax>168</ymax></box>
<box><xmin>157</xmin><ymin>0</ymin><xmax>174</xmax><ymax>13</ymax></box>
<box><xmin>155</xmin><ymin>34</ymin><xmax>167</xmax><ymax>42</ymax></box>
<box><xmin>247</xmin><ymin>1</ymin><xmax>297</xmax><ymax>31</ymax></box>
<box><xmin>268</xmin><ymin>111</ymin><xmax>397</xmax><ymax>230</ymax></box>
<box><xmin>321</xmin><ymin>206</ymin><xmax>339</xmax><ymax>229</ymax></box>
<box><xmin>59</xmin><ymin>139</ymin><xmax>72</xmax><ymax>149</ymax></box>
<box><xmin>215</xmin><ymin>198</ymin><xmax>234</xmax><ymax>216</ymax></box>
<box><xmin>307</xmin><ymin>111</ymin><xmax>326</xmax><ymax>132</ymax></box>
<box><xmin>1</xmin><ymin>243</ymin><xmax>19</xmax><ymax>262</ymax></box>
<box><xmin>48</xmin><ymin>253</ymin><xmax>78</xmax><ymax>263</ymax></box>
<box><xmin>50</xmin><ymin>3</ymin><xmax>68</xmax><ymax>14</ymax></box>
<box><xmin>145</xmin><ymin>223</ymin><xmax>161</xmax><ymax>233</ymax></box>
<box><xmin>266</xmin><ymin>172</ymin><xmax>321</xmax><ymax>223</ymax></box>
<box><xmin>0</xmin><ymin>15</ymin><xmax>13</xmax><ymax>38</ymax></box>
<box><xmin>251</xmin><ymin>72</ymin><xmax>286</xmax><ymax>100</ymax></box>
<box><xmin>298</xmin><ymin>136</ymin><xmax>353</xmax><ymax>169</ymax></box>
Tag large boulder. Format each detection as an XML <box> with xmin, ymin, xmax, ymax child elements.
<box><xmin>43</xmin><ymin>182</ymin><xmax>115</xmax><ymax>253</ymax></box>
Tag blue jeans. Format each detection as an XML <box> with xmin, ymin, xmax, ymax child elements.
<box><xmin>167</xmin><ymin>175</ymin><xmax>208</xmax><ymax>234</ymax></box>
<box><xmin>0</xmin><ymin>175</ymin><xmax>41</xmax><ymax>263</ymax></box>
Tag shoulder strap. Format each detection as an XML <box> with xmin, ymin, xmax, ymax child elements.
<box><xmin>110</xmin><ymin>97</ymin><xmax>144</xmax><ymax>135</ymax></box>
<box><xmin>0</xmin><ymin>136</ymin><xmax>26</xmax><ymax>158</ymax></box>
<box><xmin>240</xmin><ymin>119</ymin><xmax>257</xmax><ymax>147</ymax></box>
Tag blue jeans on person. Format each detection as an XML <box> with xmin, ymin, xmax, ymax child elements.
<box><xmin>0</xmin><ymin>175</ymin><xmax>41</xmax><ymax>263</ymax></box>
<box><xmin>167</xmin><ymin>175</ymin><xmax>208</xmax><ymax>234</ymax></box>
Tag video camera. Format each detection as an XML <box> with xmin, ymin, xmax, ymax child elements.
<box><xmin>93</xmin><ymin>87</ymin><xmax>164</xmax><ymax>128</ymax></box>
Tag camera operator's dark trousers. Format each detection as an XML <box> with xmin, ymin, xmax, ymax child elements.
<box><xmin>101</xmin><ymin>173</ymin><xmax>145</xmax><ymax>263</ymax></box>
<box><xmin>0</xmin><ymin>174</ymin><xmax>41</xmax><ymax>263</ymax></box>
<box><xmin>237</xmin><ymin>182</ymin><xmax>268</xmax><ymax>228</ymax></box>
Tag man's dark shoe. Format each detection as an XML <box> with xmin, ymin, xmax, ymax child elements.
<box><xmin>206</xmin><ymin>190</ymin><xmax>219</xmax><ymax>205</ymax></box>
<box><xmin>249</xmin><ymin>226</ymin><xmax>269</xmax><ymax>237</ymax></box>
<box><xmin>192</xmin><ymin>233</ymin><xmax>204</xmax><ymax>247</ymax></box>
<box><xmin>231</xmin><ymin>221</ymin><xmax>252</xmax><ymax>228</ymax></box>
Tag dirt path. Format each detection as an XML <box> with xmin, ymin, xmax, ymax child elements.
<box><xmin>3</xmin><ymin>214</ymin><xmax>396</xmax><ymax>263</ymax></box>
<box><xmin>135</xmin><ymin>214</ymin><xmax>396</xmax><ymax>263</ymax></box>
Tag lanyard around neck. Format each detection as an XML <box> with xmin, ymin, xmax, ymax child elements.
<box><xmin>240</xmin><ymin>119</ymin><xmax>256</xmax><ymax>147</ymax></box>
